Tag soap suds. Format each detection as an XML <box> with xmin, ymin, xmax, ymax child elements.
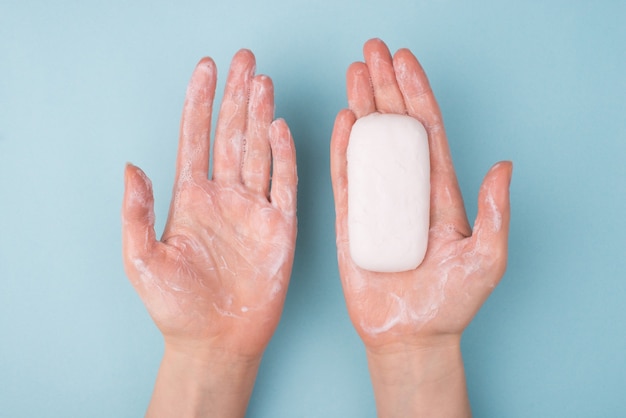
<box><xmin>212</xmin><ymin>302</ymin><xmax>243</xmax><ymax>319</ymax></box>
<box><xmin>270</xmin><ymin>281</ymin><xmax>282</xmax><ymax>298</ymax></box>
<box><xmin>485</xmin><ymin>189</ymin><xmax>502</xmax><ymax>232</ymax></box>
<box><xmin>132</xmin><ymin>258</ymin><xmax>153</xmax><ymax>283</ymax></box>
<box><xmin>219</xmin><ymin>255</ymin><xmax>236</xmax><ymax>276</ymax></box>
<box><xmin>359</xmin><ymin>283</ymin><xmax>444</xmax><ymax>337</ymax></box>
<box><xmin>352</xmin><ymin>236</ymin><xmax>490</xmax><ymax>339</ymax></box>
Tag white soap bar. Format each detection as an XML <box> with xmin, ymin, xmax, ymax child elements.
<box><xmin>347</xmin><ymin>113</ymin><xmax>430</xmax><ymax>273</ymax></box>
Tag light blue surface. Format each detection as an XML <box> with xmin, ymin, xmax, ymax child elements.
<box><xmin>1</xmin><ymin>0</ymin><xmax>625</xmax><ymax>416</ymax></box>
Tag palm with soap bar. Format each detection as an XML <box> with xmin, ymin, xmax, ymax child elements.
<box><xmin>331</xmin><ymin>38</ymin><xmax>512</xmax><ymax>416</ymax></box>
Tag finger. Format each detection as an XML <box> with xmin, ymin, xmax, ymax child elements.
<box><xmin>363</xmin><ymin>38</ymin><xmax>406</xmax><ymax>114</ymax></box>
<box><xmin>471</xmin><ymin>161</ymin><xmax>513</xmax><ymax>277</ymax></box>
<box><xmin>346</xmin><ymin>62</ymin><xmax>376</xmax><ymax>118</ymax></box>
<box><xmin>213</xmin><ymin>49</ymin><xmax>256</xmax><ymax>183</ymax></box>
<box><xmin>176</xmin><ymin>57</ymin><xmax>217</xmax><ymax>183</ymax></box>
<box><xmin>243</xmin><ymin>74</ymin><xmax>274</xmax><ymax>197</ymax></box>
<box><xmin>393</xmin><ymin>48</ymin><xmax>470</xmax><ymax>235</ymax></box>
<box><xmin>392</xmin><ymin>48</ymin><xmax>444</xmax><ymax>133</ymax></box>
<box><xmin>330</xmin><ymin>109</ymin><xmax>357</xmax><ymax>251</ymax></box>
<box><xmin>121</xmin><ymin>164</ymin><xmax>158</xmax><ymax>268</ymax></box>
<box><xmin>269</xmin><ymin>118</ymin><xmax>297</xmax><ymax>215</ymax></box>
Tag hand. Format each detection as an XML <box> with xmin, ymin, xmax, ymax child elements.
<box><xmin>331</xmin><ymin>38</ymin><xmax>512</xmax><ymax>417</ymax></box>
<box><xmin>122</xmin><ymin>50</ymin><xmax>297</xmax><ymax>417</ymax></box>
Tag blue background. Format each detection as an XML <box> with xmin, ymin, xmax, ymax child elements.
<box><xmin>1</xmin><ymin>0</ymin><xmax>625</xmax><ymax>416</ymax></box>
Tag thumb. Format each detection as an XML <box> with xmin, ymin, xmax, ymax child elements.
<box><xmin>471</xmin><ymin>161</ymin><xmax>513</xmax><ymax>277</ymax></box>
<box><xmin>121</xmin><ymin>163</ymin><xmax>158</xmax><ymax>273</ymax></box>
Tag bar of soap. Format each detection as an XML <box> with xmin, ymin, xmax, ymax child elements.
<box><xmin>347</xmin><ymin>112</ymin><xmax>430</xmax><ymax>272</ymax></box>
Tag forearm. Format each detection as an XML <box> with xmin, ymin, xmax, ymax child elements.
<box><xmin>146</xmin><ymin>344</ymin><xmax>262</xmax><ymax>418</ymax></box>
<box><xmin>366</xmin><ymin>338</ymin><xmax>471</xmax><ymax>418</ymax></box>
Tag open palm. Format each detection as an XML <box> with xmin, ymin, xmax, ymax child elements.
<box><xmin>122</xmin><ymin>50</ymin><xmax>297</xmax><ymax>358</ymax></box>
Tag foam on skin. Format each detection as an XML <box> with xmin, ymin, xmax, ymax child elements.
<box><xmin>347</xmin><ymin>112</ymin><xmax>430</xmax><ymax>273</ymax></box>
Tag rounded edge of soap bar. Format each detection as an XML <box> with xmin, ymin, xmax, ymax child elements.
<box><xmin>347</xmin><ymin>112</ymin><xmax>430</xmax><ymax>273</ymax></box>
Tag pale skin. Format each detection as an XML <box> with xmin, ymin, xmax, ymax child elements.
<box><xmin>122</xmin><ymin>40</ymin><xmax>511</xmax><ymax>417</ymax></box>
<box><xmin>121</xmin><ymin>50</ymin><xmax>297</xmax><ymax>417</ymax></box>
<box><xmin>331</xmin><ymin>38</ymin><xmax>513</xmax><ymax>417</ymax></box>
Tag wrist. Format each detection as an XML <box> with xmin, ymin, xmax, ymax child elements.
<box><xmin>146</xmin><ymin>342</ymin><xmax>263</xmax><ymax>418</ymax></box>
<box><xmin>365</xmin><ymin>336</ymin><xmax>471</xmax><ymax>418</ymax></box>
<box><xmin>163</xmin><ymin>338</ymin><xmax>264</xmax><ymax>368</ymax></box>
